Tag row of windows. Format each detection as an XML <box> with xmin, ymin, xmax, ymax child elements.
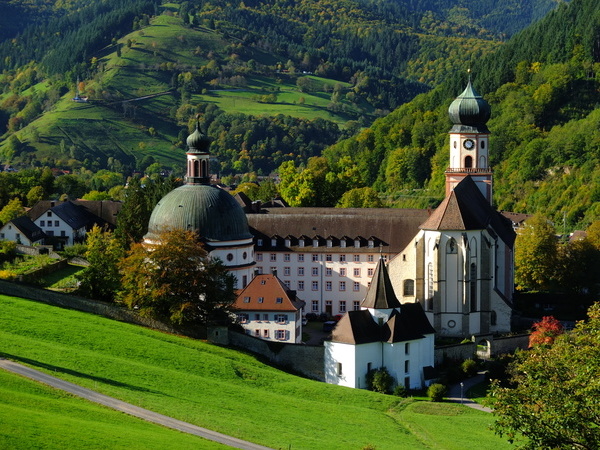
<box><xmin>311</xmin><ymin>300</ymin><xmax>361</xmax><ymax>312</ymax></box>
<box><xmin>39</xmin><ymin>220</ymin><xmax>60</xmax><ymax>227</ymax></box>
<box><xmin>238</xmin><ymin>313</ymin><xmax>288</xmax><ymax>323</ymax></box>
<box><xmin>250</xmin><ymin>329</ymin><xmax>288</xmax><ymax>340</ymax></box>
<box><xmin>257</xmin><ymin>266</ymin><xmax>374</xmax><ymax>278</ymax></box>
<box><xmin>258</xmin><ymin>238</ymin><xmax>379</xmax><ymax>249</ymax></box>
<box><xmin>256</xmin><ymin>253</ymin><xmax>377</xmax><ymax>263</ymax></box>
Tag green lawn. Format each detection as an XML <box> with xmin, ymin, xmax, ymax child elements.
<box><xmin>0</xmin><ymin>370</ymin><xmax>226</xmax><ymax>449</ymax></box>
<box><xmin>0</xmin><ymin>294</ymin><xmax>513</xmax><ymax>449</ymax></box>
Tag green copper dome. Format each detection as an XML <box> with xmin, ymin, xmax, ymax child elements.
<box><xmin>448</xmin><ymin>80</ymin><xmax>491</xmax><ymax>133</ymax></box>
<box><xmin>145</xmin><ymin>184</ymin><xmax>252</xmax><ymax>243</ymax></box>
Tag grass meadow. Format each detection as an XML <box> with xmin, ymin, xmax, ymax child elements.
<box><xmin>0</xmin><ymin>370</ymin><xmax>226</xmax><ymax>449</ymax></box>
<box><xmin>0</xmin><ymin>294</ymin><xmax>512</xmax><ymax>449</ymax></box>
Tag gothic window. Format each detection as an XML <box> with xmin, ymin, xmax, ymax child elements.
<box><xmin>446</xmin><ymin>238</ymin><xmax>457</xmax><ymax>254</ymax></box>
<box><xmin>470</xmin><ymin>263</ymin><xmax>477</xmax><ymax>312</ymax></box>
<box><xmin>193</xmin><ymin>160</ymin><xmax>199</xmax><ymax>177</ymax></box>
<box><xmin>426</xmin><ymin>262</ymin><xmax>434</xmax><ymax>311</ymax></box>
<box><xmin>464</xmin><ymin>155</ymin><xmax>473</xmax><ymax>168</ymax></box>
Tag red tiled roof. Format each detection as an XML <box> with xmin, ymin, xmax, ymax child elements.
<box><xmin>233</xmin><ymin>274</ymin><xmax>305</xmax><ymax>312</ymax></box>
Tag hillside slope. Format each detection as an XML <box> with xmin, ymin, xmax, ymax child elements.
<box><xmin>0</xmin><ymin>293</ymin><xmax>512</xmax><ymax>449</ymax></box>
<box><xmin>308</xmin><ymin>0</ymin><xmax>600</xmax><ymax>229</ymax></box>
<box><xmin>0</xmin><ymin>0</ymin><xmax>562</xmax><ymax>176</ymax></box>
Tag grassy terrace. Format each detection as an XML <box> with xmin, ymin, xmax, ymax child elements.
<box><xmin>0</xmin><ymin>294</ymin><xmax>511</xmax><ymax>449</ymax></box>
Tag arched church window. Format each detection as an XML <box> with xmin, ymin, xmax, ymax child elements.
<box><xmin>481</xmin><ymin>140</ymin><xmax>485</xmax><ymax>149</ymax></box>
<box><xmin>426</xmin><ymin>262</ymin><xmax>434</xmax><ymax>311</ymax></box>
<box><xmin>470</xmin><ymin>262</ymin><xmax>477</xmax><ymax>312</ymax></box>
<box><xmin>403</xmin><ymin>279</ymin><xmax>415</xmax><ymax>296</ymax></box>
<box><xmin>453</xmin><ymin>141</ymin><xmax>457</xmax><ymax>149</ymax></box>
<box><xmin>446</xmin><ymin>238</ymin><xmax>457</xmax><ymax>254</ymax></box>
<box><xmin>201</xmin><ymin>160</ymin><xmax>208</xmax><ymax>177</ymax></box>
<box><xmin>491</xmin><ymin>310</ymin><xmax>497</xmax><ymax>326</ymax></box>
<box><xmin>464</xmin><ymin>156</ymin><xmax>473</xmax><ymax>168</ymax></box>
<box><xmin>193</xmin><ymin>160</ymin><xmax>199</xmax><ymax>177</ymax></box>
<box><xmin>480</xmin><ymin>155</ymin><xmax>486</xmax><ymax>167</ymax></box>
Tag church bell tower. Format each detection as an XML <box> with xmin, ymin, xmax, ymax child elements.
<box><xmin>446</xmin><ymin>78</ymin><xmax>493</xmax><ymax>203</ymax></box>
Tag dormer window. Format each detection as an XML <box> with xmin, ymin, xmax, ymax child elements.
<box><xmin>340</xmin><ymin>240</ymin><xmax>346</xmax><ymax>248</ymax></box>
<box><xmin>271</xmin><ymin>238</ymin><xmax>277</xmax><ymax>247</ymax></box>
<box><xmin>299</xmin><ymin>239</ymin><xmax>305</xmax><ymax>248</ymax></box>
<box><xmin>285</xmin><ymin>239</ymin><xmax>291</xmax><ymax>247</ymax></box>
<box><xmin>313</xmin><ymin>239</ymin><xmax>318</xmax><ymax>247</ymax></box>
<box><xmin>368</xmin><ymin>239</ymin><xmax>374</xmax><ymax>248</ymax></box>
<box><xmin>354</xmin><ymin>239</ymin><xmax>360</xmax><ymax>248</ymax></box>
<box><xmin>327</xmin><ymin>239</ymin><xmax>332</xmax><ymax>248</ymax></box>
<box><xmin>257</xmin><ymin>239</ymin><xmax>263</xmax><ymax>246</ymax></box>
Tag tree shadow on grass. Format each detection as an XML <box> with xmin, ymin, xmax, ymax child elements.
<box><xmin>0</xmin><ymin>352</ymin><xmax>164</xmax><ymax>395</ymax></box>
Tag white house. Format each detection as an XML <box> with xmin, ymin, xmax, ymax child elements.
<box><xmin>233</xmin><ymin>272</ymin><xmax>305</xmax><ymax>343</ymax></box>
<box><xmin>29</xmin><ymin>201</ymin><xmax>106</xmax><ymax>248</ymax></box>
<box><xmin>325</xmin><ymin>258</ymin><xmax>435</xmax><ymax>390</ymax></box>
<box><xmin>0</xmin><ymin>216</ymin><xmax>45</xmax><ymax>246</ymax></box>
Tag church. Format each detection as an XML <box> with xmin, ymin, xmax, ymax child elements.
<box><xmin>144</xmin><ymin>80</ymin><xmax>515</xmax><ymax>339</ymax></box>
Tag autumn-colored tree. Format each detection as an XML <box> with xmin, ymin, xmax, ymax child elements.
<box><xmin>76</xmin><ymin>226</ymin><xmax>124</xmax><ymax>302</ymax></box>
<box><xmin>528</xmin><ymin>315</ymin><xmax>563</xmax><ymax>347</ymax></box>
<box><xmin>118</xmin><ymin>229</ymin><xmax>235</xmax><ymax>326</ymax></box>
<box><xmin>489</xmin><ymin>303</ymin><xmax>600</xmax><ymax>449</ymax></box>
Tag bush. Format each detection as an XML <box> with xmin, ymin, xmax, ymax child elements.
<box><xmin>60</xmin><ymin>243</ymin><xmax>87</xmax><ymax>259</ymax></box>
<box><xmin>393</xmin><ymin>384</ymin><xmax>407</xmax><ymax>397</ymax></box>
<box><xmin>461</xmin><ymin>358</ymin><xmax>478</xmax><ymax>378</ymax></box>
<box><xmin>366</xmin><ymin>367</ymin><xmax>394</xmax><ymax>394</ymax></box>
<box><xmin>427</xmin><ymin>383</ymin><xmax>447</xmax><ymax>402</ymax></box>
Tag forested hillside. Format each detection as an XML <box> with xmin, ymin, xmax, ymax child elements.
<box><xmin>0</xmin><ymin>0</ymin><xmax>560</xmax><ymax>173</ymax></box>
<box><xmin>294</xmin><ymin>0</ymin><xmax>600</xmax><ymax>230</ymax></box>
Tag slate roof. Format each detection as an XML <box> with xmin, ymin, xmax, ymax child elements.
<box><xmin>419</xmin><ymin>177</ymin><xmax>515</xmax><ymax>247</ymax></box>
<box><xmin>52</xmin><ymin>201</ymin><xmax>105</xmax><ymax>230</ymax></box>
<box><xmin>361</xmin><ymin>257</ymin><xmax>401</xmax><ymax>309</ymax></box>
<box><xmin>331</xmin><ymin>303</ymin><xmax>435</xmax><ymax>345</ymax></box>
<box><xmin>28</xmin><ymin>200</ymin><xmax>121</xmax><ymax>227</ymax></box>
<box><xmin>233</xmin><ymin>273</ymin><xmax>305</xmax><ymax>312</ymax></box>
<box><xmin>7</xmin><ymin>216</ymin><xmax>45</xmax><ymax>242</ymax></box>
<box><xmin>247</xmin><ymin>207</ymin><xmax>430</xmax><ymax>254</ymax></box>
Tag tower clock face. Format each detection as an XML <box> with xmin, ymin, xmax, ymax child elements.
<box><xmin>463</xmin><ymin>139</ymin><xmax>475</xmax><ymax>150</ymax></box>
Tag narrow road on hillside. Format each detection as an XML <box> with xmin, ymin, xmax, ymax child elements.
<box><xmin>0</xmin><ymin>358</ymin><xmax>272</xmax><ymax>450</ymax></box>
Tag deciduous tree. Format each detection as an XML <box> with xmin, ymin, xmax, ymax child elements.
<box><xmin>528</xmin><ymin>315</ymin><xmax>563</xmax><ymax>347</ymax></box>
<box><xmin>514</xmin><ymin>214</ymin><xmax>558</xmax><ymax>291</ymax></box>
<box><xmin>76</xmin><ymin>226</ymin><xmax>124</xmax><ymax>302</ymax></box>
<box><xmin>489</xmin><ymin>303</ymin><xmax>600</xmax><ymax>449</ymax></box>
<box><xmin>119</xmin><ymin>229</ymin><xmax>235</xmax><ymax>326</ymax></box>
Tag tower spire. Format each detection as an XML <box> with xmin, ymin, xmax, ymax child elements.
<box><xmin>445</xmin><ymin>78</ymin><xmax>493</xmax><ymax>203</ymax></box>
<box><xmin>185</xmin><ymin>115</ymin><xmax>212</xmax><ymax>185</ymax></box>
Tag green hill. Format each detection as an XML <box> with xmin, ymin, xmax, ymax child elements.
<box><xmin>290</xmin><ymin>0</ymin><xmax>600</xmax><ymax>229</ymax></box>
<box><xmin>0</xmin><ymin>0</ymin><xmax>562</xmax><ymax>176</ymax></box>
<box><xmin>0</xmin><ymin>293</ymin><xmax>512</xmax><ymax>449</ymax></box>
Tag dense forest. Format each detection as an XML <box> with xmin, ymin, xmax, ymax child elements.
<box><xmin>284</xmin><ymin>0</ymin><xmax>600</xmax><ymax>229</ymax></box>
<box><xmin>0</xmin><ymin>0</ymin><xmax>589</xmax><ymax>228</ymax></box>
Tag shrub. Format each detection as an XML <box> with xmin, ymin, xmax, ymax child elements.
<box><xmin>0</xmin><ymin>269</ymin><xmax>17</xmax><ymax>280</ymax></box>
<box><xmin>427</xmin><ymin>383</ymin><xmax>447</xmax><ymax>402</ymax></box>
<box><xmin>461</xmin><ymin>358</ymin><xmax>478</xmax><ymax>377</ymax></box>
<box><xmin>366</xmin><ymin>367</ymin><xmax>394</xmax><ymax>394</ymax></box>
<box><xmin>373</xmin><ymin>368</ymin><xmax>394</xmax><ymax>394</ymax></box>
<box><xmin>393</xmin><ymin>384</ymin><xmax>407</xmax><ymax>397</ymax></box>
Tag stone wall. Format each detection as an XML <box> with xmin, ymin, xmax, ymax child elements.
<box><xmin>227</xmin><ymin>329</ymin><xmax>325</xmax><ymax>381</ymax></box>
<box><xmin>434</xmin><ymin>342</ymin><xmax>476</xmax><ymax>365</ymax></box>
<box><xmin>18</xmin><ymin>259</ymin><xmax>70</xmax><ymax>283</ymax></box>
<box><xmin>490</xmin><ymin>334</ymin><xmax>529</xmax><ymax>356</ymax></box>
